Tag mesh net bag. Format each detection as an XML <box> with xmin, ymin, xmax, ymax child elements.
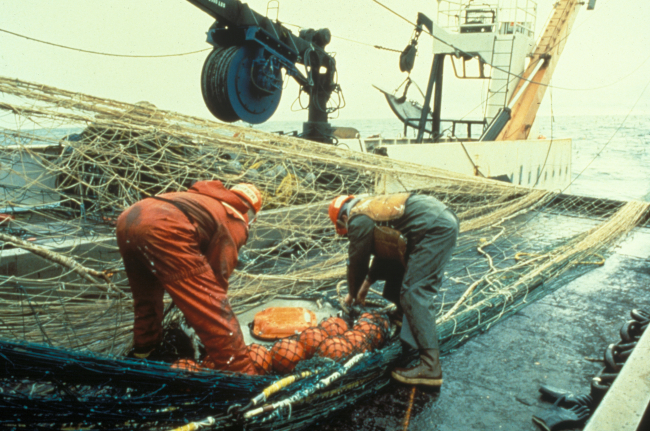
<box><xmin>354</xmin><ymin>320</ymin><xmax>384</xmax><ymax>350</ymax></box>
<box><xmin>270</xmin><ymin>339</ymin><xmax>306</xmax><ymax>374</ymax></box>
<box><xmin>298</xmin><ymin>327</ymin><xmax>328</xmax><ymax>359</ymax></box>
<box><xmin>320</xmin><ymin>316</ymin><xmax>349</xmax><ymax>336</ymax></box>
<box><xmin>316</xmin><ymin>335</ymin><xmax>353</xmax><ymax>362</ymax></box>
<box><xmin>359</xmin><ymin>312</ymin><xmax>390</xmax><ymax>332</ymax></box>
<box><xmin>247</xmin><ymin>343</ymin><xmax>273</xmax><ymax>375</ymax></box>
<box><xmin>343</xmin><ymin>329</ymin><xmax>371</xmax><ymax>354</ymax></box>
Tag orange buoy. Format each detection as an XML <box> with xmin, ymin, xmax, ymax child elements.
<box><xmin>171</xmin><ymin>359</ymin><xmax>203</xmax><ymax>372</ymax></box>
<box><xmin>320</xmin><ymin>316</ymin><xmax>349</xmax><ymax>336</ymax></box>
<box><xmin>247</xmin><ymin>343</ymin><xmax>273</xmax><ymax>375</ymax></box>
<box><xmin>316</xmin><ymin>335</ymin><xmax>353</xmax><ymax>362</ymax></box>
<box><xmin>354</xmin><ymin>320</ymin><xmax>384</xmax><ymax>350</ymax></box>
<box><xmin>343</xmin><ymin>329</ymin><xmax>370</xmax><ymax>354</ymax></box>
<box><xmin>298</xmin><ymin>327</ymin><xmax>328</xmax><ymax>359</ymax></box>
<box><xmin>359</xmin><ymin>312</ymin><xmax>390</xmax><ymax>331</ymax></box>
<box><xmin>271</xmin><ymin>339</ymin><xmax>306</xmax><ymax>374</ymax></box>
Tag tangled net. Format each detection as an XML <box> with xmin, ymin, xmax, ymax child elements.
<box><xmin>1</xmin><ymin>76</ymin><xmax>649</xmax><ymax>429</ymax></box>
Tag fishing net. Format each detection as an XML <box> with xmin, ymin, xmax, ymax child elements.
<box><xmin>247</xmin><ymin>343</ymin><xmax>273</xmax><ymax>375</ymax></box>
<box><xmin>316</xmin><ymin>335</ymin><xmax>354</xmax><ymax>362</ymax></box>
<box><xmin>298</xmin><ymin>327</ymin><xmax>328</xmax><ymax>358</ymax></box>
<box><xmin>320</xmin><ymin>316</ymin><xmax>349</xmax><ymax>336</ymax></box>
<box><xmin>343</xmin><ymin>329</ymin><xmax>371</xmax><ymax>354</ymax></box>
<box><xmin>354</xmin><ymin>319</ymin><xmax>386</xmax><ymax>350</ymax></box>
<box><xmin>1</xmin><ymin>75</ymin><xmax>650</xmax><ymax>429</ymax></box>
<box><xmin>359</xmin><ymin>312</ymin><xmax>390</xmax><ymax>331</ymax></box>
<box><xmin>271</xmin><ymin>339</ymin><xmax>306</xmax><ymax>373</ymax></box>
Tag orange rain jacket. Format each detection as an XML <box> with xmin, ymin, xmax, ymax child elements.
<box><xmin>116</xmin><ymin>180</ymin><xmax>256</xmax><ymax>375</ymax></box>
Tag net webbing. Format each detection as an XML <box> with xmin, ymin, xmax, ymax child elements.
<box><xmin>1</xmin><ymin>76</ymin><xmax>648</xmax><ymax>429</ymax></box>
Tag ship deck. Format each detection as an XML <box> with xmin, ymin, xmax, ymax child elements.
<box><xmin>322</xmin><ymin>226</ymin><xmax>650</xmax><ymax>430</ymax></box>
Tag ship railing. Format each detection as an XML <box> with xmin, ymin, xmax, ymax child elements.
<box><xmin>401</xmin><ymin>117</ymin><xmax>487</xmax><ymax>142</ymax></box>
<box><xmin>436</xmin><ymin>0</ymin><xmax>536</xmax><ymax>38</ymax></box>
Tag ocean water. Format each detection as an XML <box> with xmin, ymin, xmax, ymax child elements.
<box><xmin>253</xmin><ymin>114</ymin><xmax>650</xmax><ymax>202</ymax></box>
<box><xmin>537</xmin><ymin>115</ymin><xmax>650</xmax><ymax>202</ymax></box>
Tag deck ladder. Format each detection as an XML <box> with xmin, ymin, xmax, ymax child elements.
<box><xmin>485</xmin><ymin>36</ymin><xmax>515</xmax><ymax>123</ymax></box>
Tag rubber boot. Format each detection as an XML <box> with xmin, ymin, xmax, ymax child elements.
<box><xmin>391</xmin><ymin>348</ymin><xmax>443</xmax><ymax>387</ymax></box>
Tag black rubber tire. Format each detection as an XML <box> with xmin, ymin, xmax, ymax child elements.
<box><xmin>201</xmin><ymin>46</ymin><xmax>240</xmax><ymax>123</ymax></box>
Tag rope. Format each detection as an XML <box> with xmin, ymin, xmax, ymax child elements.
<box><xmin>243</xmin><ymin>354</ymin><xmax>365</xmax><ymax>421</ymax></box>
<box><xmin>515</xmin><ymin>252</ymin><xmax>605</xmax><ymax>266</ymax></box>
<box><xmin>402</xmin><ymin>386</ymin><xmax>417</xmax><ymax>431</ymax></box>
<box><xmin>170</xmin><ymin>417</ymin><xmax>215</xmax><ymax>431</ymax></box>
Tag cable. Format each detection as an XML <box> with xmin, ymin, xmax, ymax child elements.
<box><xmin>281</xmin><ymin>21</ymin><xmax>402</xmax><ymax>53</ymax></box>
<box><xmin>0</xmin><ymin>28</ymin><xmax>210</xmax><ymax>58</ymax></box>
<box><xmin>369</xmin><ymin>0</ymin><xmax>417</xmax><ymax>27</ymax></box>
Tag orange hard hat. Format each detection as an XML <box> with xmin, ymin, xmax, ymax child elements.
<box><xmin>328</xmin><ymin>195</ymin><xmax>354</xmax><ymax>235</ymax></box>
<box><xmin>231</xmin><ymin>183</ymin><xmax>263</xmax><ymax>214</ymax></box>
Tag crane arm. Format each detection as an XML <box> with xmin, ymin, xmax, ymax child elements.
<box><xmin>496</xmin><ymin>0</ymin><xmax>583</xmax><ymax>141</ymax></box>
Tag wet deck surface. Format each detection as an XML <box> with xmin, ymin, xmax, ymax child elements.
<box><xmin>321</xmin><ymin>228</ymin><xmax>650</xmax><ymax>431</ymax></box>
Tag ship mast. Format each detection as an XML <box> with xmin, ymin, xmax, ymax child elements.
<box><xmin>496</xmin><ymin>0</ymin><xmax>583</xmax><ymax>141</ymax></box>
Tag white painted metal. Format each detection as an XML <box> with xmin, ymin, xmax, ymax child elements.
<box><xmin>430</xmin><ymin>0</ymin><xmax>537</xmax><ymax>123</ymax></box>
<box><xmin>340</xmin><ymin>137</ymin><xmax>572</xmax><ymax>192</ymax></box>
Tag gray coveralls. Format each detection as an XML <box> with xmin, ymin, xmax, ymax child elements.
<box><xmin>346</xmin><ymin>194</ymin><xmax>459</xmax><ymax>350</ymax></box>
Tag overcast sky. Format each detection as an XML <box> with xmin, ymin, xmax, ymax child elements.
<box><xmin>1</xmin><ymin>0</ymin><xmax>650</xmax><ymax>128</ymax></box>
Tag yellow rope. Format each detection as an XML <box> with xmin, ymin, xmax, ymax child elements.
<box><xmin>515</xmin><ymin>252</ymin><xmax>606</xmax><ymax>266</ymax></box>
<box><xmin>402</xmin><ymin>386</ymin><xmax>417</xmax><ymax>431</ymax></box>
<box><xmin>262</xmin><ymin>370</ymin><xmax>313</xmax><ymax>399</ymax></box>
<box><xmin>169</xmin><ymin>417</ymin><xmax>215</xmax><ymax>431</ymax></box>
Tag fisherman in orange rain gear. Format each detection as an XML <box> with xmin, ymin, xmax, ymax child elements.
<box><xmin>116</xmin><ymin>181</ymin><xmax>262</xmax><ymax>375</ymax></box>
<box><xmin>329</xmin><ymin>193</ymin><xmax>459</xmax><ymax>387</ymax></box>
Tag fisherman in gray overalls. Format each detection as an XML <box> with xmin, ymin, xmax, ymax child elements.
<box><xmin>328</xmin><ymin>193</ymin><xmax>459</xmax><ymax>386</ymax></box>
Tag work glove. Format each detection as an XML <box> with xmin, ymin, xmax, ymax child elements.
<box><xmin>538</xmin><ymin>384</ymin><xmax>592</xmax><ymax>408</ymax></box>
<box><xmin>532</xmin><ymin>396</ymin><xmax>590</xmax><ymax>431</ymax></box>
